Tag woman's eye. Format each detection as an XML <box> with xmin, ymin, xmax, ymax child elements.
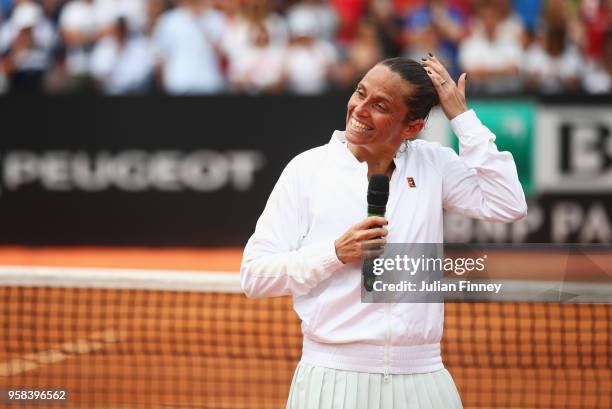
<box><xmin>374</xmin><ymin>103</ymin><xmax>385</xmax><ymax>111</ymax></box>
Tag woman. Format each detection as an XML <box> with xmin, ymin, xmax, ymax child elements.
<box><xmin>241</xmin><ymin>56</ymin><xmax>527</xmax><ymax>408</ymax></box>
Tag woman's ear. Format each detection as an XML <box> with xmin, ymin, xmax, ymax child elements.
<box><xmin>401</xmin><ymin>118</ymin><xmax>425</xmax><ymax>141</ymax></box>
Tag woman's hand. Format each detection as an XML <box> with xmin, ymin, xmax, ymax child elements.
<box><xmin>421</xmin><ymin>53</ymin><xmax>468</xmax><ymax>120</ymax></box>
<box><xmin>335</xmin><ymin>216</ymin><xmax>388</xmax><ymax>264</ymax></box>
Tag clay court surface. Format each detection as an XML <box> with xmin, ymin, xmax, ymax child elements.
<box><xmin>0</xmin><ymin>247</ymin><xmax>245</xmax><ymax>272</ymax></box>
<box><xmin>1</xmin><ymin>247</ymin><xmax>611</xmax><ymax>408</ymax></box>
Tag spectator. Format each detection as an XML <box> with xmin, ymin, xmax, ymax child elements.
<box><xmin>581</xmin><ymin>0</ymin><xmax>612</xmax><ymax>60</ymax></box>
<box><xmin>0</xmin><ymin>1</ymin><xmax>56</xmax><ymax>52</ymax></box>
<box><xmin>330</xmin><ymin>0</ymin><xmax>366</xmax><ymax>45</ymax></box>
<box><xmin>221</xmin><ymin>0</ymin><xmax>287</xmax><ymax>69</ymax></box>
<box><xmin>543</xmin><ymin>0</ymin><xmax>586</xmax><ymax>58</ymax></box>
<box><xmin>513</xmin><ymin>0</ymin><xmax>543</xmax><ymax>32</ymax></box>
<box><xmin>401</xmin><ymin>0</ymin><xmax>466</xmax><ymax>78</ymax></box>
<box><xmin>284</xmin><ymin>6</ymin><xmax>337</xmax><ymax>94</ymax></box>
<box><xmin>0</xmin><ymin>1</ymin><xmax>56</xmax><ymax>93</ymax></box>
<box><xmin>94</xmin><ymin>0</ymin><xmax>148</xmax><ymax>35</ymax></box>
<box><xmin>458</xmin><ymin>3</ymin><xmax>522</xmax><ymax>93</ymax></box>
<box><xmin>583</xmin><ymin>29</ymin><xmax>612</xmax><ymax>93</ymax></box>
<box><xmin>58</xmin><ymin>0</ymin><xmax>98</xmax><ymax>89</ymax></box>
<box><xmin>199</xmin><ymin>0</ymin><xmax>228</xmax><ymax>50</ymax></box>
<box><xmin>368</xmin><ymin>0</ymin><xmax>403</xmax><ymax>58</ymax></box>
<box><xmin>152</xmin><ymin>0</ymin><xmax>225</xmax><ymax>94</ymax></box>
<box><xmin>392</xmin><ymin>0</ymin><xmax>418</xmax><ymax>15</ymax></box>
<box><xmin>0</xmin><ymin>0</ymin><xmax>12</xmax><ymax>24</ymax></box>
<box><xmin>286</xmin><ymin>0</ymin><xmax>338</xmax><ymax>42</ymax></box>
<box><xmin>523</xmin><ymin>22</ymin><xmax>582</xmax><ymax>93</ymax></box>
<box><xmin>44</xmin><ymin>43</ymin><xmax>71</xmax><ymax>93</ymax></box>
<box><xmin>90</xmin><ymin>16</ymin><xmax>154</xmax><ymax>94</ymax></box>
<box><xmin>335</xmin><ymin>17</ymin><xmax>383</xmax><ymax>89</ymax></box>
<box><xmin>226</xmin><ymin>22</ymin><xmax>285</xmax><ymax>93</ymax></box>
<box><xmin>40</xmin><ymin>0</ymin><xmax>64</xmax><ymax>25</ymax></box>
<box><xmin>496</xmin><ymin>0</ymin><xmax>526</xmax><ymax>42</ymax></box>
<box><xmin>144</xmin><ymin>0</ymin><xmax>172</xmax><ymax>36</ymax></box>
<box><xmin>0</xmin><ymin>0</ymin><xmax>607</xmax><ymax>97</ymax></box>
<box><xmin>469</xmin><ymin>0</ymin><xmax>525</xmax><ymax>43</ymax></box>
<box><xmin>243</xmin><ymin>0</ymin><xmax>287</xmax><ymax>45</ymax></box>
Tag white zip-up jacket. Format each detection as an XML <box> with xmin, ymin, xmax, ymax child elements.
<box><xmin>241</xmin><ymin>110</ymin><xmax>527</xmax><ymax>375</ymax></box>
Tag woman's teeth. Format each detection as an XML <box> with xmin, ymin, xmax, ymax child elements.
<box><xmin>351</xmin><ymin>118</ymin><xmax>372</xmax><ymax>131</ymax></box>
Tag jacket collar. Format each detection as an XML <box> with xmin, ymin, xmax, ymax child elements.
<box><xmin>329</xmin><ymin>130</ymin><xmax>408</xmax><ymax>172</ymax></box>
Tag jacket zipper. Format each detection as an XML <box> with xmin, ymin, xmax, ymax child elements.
<box><xmin>384</xmin><ymin>174</ymin><xmax>394</xmax><ymax>382</ymax></box>
<box><xmin>383</xmin><ymin>303</ymin><xmax>391</xmax><ymax>382</ymax></box>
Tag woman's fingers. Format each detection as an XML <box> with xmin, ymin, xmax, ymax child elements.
<box><xmin>421</xmin><ymin>52</ymin><xmax>468</xmax><ymax>120</ymax></box>
<box><xmin>362</xmin><ymin>239</ymin><xmax>386</xmax><ymax>259</ymax></box>
<box><xmin>457</xmin><ymin>72</ymin><xmax>467</xmax><ymax>99</ymax></box>
<box><xmin>358</xmin><ymin>227</ymin><xmax>388</xmax><ymax>241</ymax></box>
<box><xmin>335</xmin><ymin>217</ymin><xmax>389</xmax><ymax>264</ymax></box>
<box><xmin>422</xmin><ymin>54</ymin><xmax>453</xmax><ymax>84</ymax></box>
<box><xmin>358</xmin><ymin>216</ymin><xmax>388</xmax><ymax>229</ymax></box>
<box><xmin>424</xmin><ymin>67</ymin><xmax>446</xmax><ymax>93</ymax></box>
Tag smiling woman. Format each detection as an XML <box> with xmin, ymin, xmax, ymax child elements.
<box><xmin>241</xmin><ymin>56</ymin><xmax>527</xmax><ymax>409</ymax></box>
<box><xmin>344</xmin><ymin>59</ymin><xmax>441</xmax><ymax>178</ymax></box>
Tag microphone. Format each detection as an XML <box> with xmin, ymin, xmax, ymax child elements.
<box><xmin>363</xmin><ymin>174</ymin><xmax>389</xmax><ymax>291</ymax></box>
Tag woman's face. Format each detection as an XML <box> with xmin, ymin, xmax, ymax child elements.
<box><xmin>345</xmin><ymin>65</ymin><xmax>419</xmax><ymax>152</ymax></box>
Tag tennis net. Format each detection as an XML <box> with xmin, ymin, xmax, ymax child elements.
<box><xmin>1</xmin><ymin>266</ymin><xmax>611</xmax><ymax>409</ymax></box>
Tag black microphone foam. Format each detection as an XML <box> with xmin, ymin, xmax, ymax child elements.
<box><xmin>363</xmin><ymin>174</ymin><xmax>389</xmax><ymax>292</ymax></box>
<box><xmin>367</xmin><ymin>174</ymin><xmax>389</xmax><ymax>216</ymax></box>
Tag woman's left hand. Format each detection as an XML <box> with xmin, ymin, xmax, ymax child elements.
<box><xmin>422</xmin><ymin>54</ymin><xmax>468</xmax><ymax>120</ymax></box>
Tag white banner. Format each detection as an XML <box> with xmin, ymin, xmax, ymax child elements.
<box><xmin>536</xmin><ymin>106</ymin><xmax>612</xmax><ymax>193</ymax></box>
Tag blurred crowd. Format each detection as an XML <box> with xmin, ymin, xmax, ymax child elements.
<box><xmin>0</xmin><ymin>0</ymin><xmax>611</xmax><ymax>95</ymax></box>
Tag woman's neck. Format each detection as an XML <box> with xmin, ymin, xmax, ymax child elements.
<box><xmin>348</xmin><ymin>143</ymin><xmax>397</xmax><ymax>179</ymax></box>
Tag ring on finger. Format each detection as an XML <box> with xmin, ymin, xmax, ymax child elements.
<box><xmin>440</xmin><ymin>79</ymin><xmax>447</xmax><ymax>86</ymax></box>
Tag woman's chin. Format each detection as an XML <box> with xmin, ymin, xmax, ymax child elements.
<box><xmin>345</xmin><ymin>129</ymin><xmax>368</xmax><ymax>145</ymax></box>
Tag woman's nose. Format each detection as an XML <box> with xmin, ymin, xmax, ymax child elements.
<box><xmin>353</xmin><ymin>100</ymin><xmax>369</xmax><ymax>118</ymax></box>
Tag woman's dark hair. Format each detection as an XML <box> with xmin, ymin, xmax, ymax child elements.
<box><xmin>379</xmin><ymin>57</ymin><xmax>439</xmax><ymax>122</ymax></box>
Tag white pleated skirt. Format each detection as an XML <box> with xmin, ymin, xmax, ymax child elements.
<box><xmin>286</xmin><ymin>362</ymin><xmax>463</xmax><ymax>409</ymax></box>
